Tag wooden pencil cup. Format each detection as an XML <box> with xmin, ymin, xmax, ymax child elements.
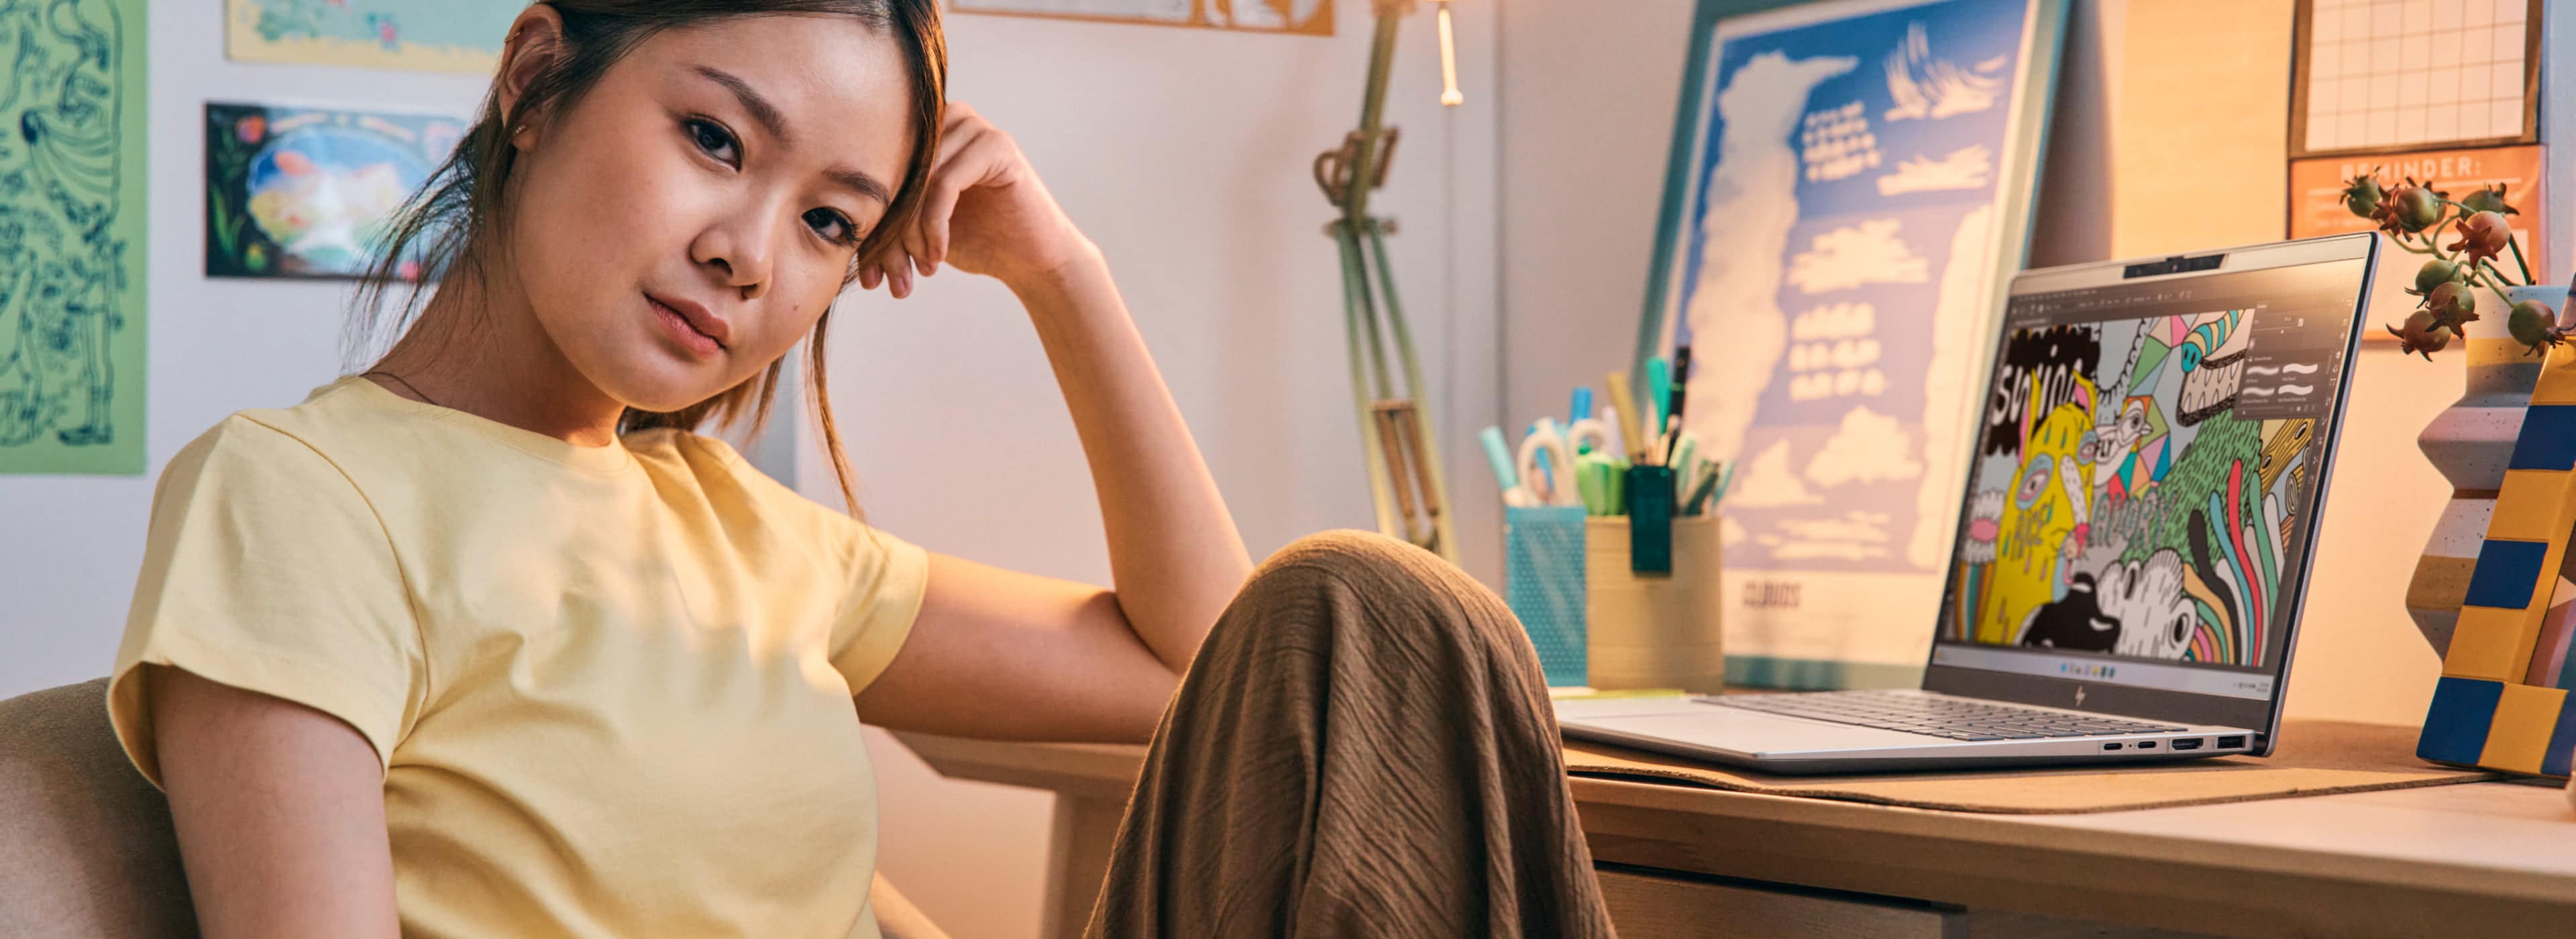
<box><xmin>1584</xmin><ymin>515</ymin><xmax>1724</xmax><ymax>693</ymax></box>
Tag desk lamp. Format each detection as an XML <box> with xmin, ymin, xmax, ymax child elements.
<box><xmin>1313</xmin><ymin>0</ymin><xmax>1467</xmax><ymax>561</ymax></box>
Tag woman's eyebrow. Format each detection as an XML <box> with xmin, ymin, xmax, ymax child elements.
<box><xmin>824</xmin><ymin>167</ymin><xmax>892</xmax><ymax>207</ymax></box>
<box><xmin>691</xmin><ymin>64</ymin><xmax>891</xmax><ymax>206</ymax></box>
<box><xmin>693</xmin><ymin>65</ymin><xmax>792</xmax><ymax>145</ymax></box>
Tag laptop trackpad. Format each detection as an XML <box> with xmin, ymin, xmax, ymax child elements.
<box><xmin>1568</xmin><ymin>706</ymin><xmax>1931</xmax><ymax>756</ymax></box>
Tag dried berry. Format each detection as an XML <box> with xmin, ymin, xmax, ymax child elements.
<box><xmin>2418</xmin><ymin>325</ymin><xmax>2455</xmax><ymax>357</ymax></box>
<box><xmin>2341</xmin><ymin>174</ymin><xmax>2385</xmax><ymax>219</ymax></box>
<box><xmin>2425</xmin><ymin>281</ymin><xmax>2479</xmax><ymax>327</ymax></box>
<box><xmin>2390</xmin><ymin>185</ymin><xmax>2445</xmax><ymax>232</ymax></box>
<box><xmin>2508</xmin><ymin>299</ymin><xmax>2570</xmax><ymax>356</ymax></box>
<box><xmin>2390</xmin><ymin>309</ymin><xmax>2453</xmax><ymax>360</ymax></box>
<box><xmin>2459</xmin><ymin>184</ymin><xmax>2517</xmax><ymax>217</ymax></box>
<box><xmin>2448</xmin><ymin>211</ymin><xmax>2513</xmax><ymax>266</ymax></box>
<box><xmin>2414</xmin><ymin>258</ymin><xmax>2467</xmax><ymax>294</ymax></box>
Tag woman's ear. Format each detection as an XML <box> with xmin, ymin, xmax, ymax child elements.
<box><xmin>495</xmin><ymin>4</ymin><xmax>569</xmax><ymax>148</ymax></box>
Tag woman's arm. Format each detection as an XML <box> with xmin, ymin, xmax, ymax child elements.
<box><xmin>851</xmin><ymin>103</ymin><xmax>1252</xmax><ymax>741</ymax></box>
<box><xmin>1010</xmin><ymin>246</ymin><xmax>1253</xmax><ymax>672</ymax></box>
<box><xmin>148</xmin><ymin>665</ymin><xmax>400</xmax><ymax>938</ymax></box>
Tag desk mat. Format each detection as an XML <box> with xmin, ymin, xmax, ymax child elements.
<box><xmin>1562</xmin><ymin>720</ymin><xmax>2504</xmax><ymax>814</ymax></box>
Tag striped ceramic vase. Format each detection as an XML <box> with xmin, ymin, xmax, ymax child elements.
<box><xmin>2407</xmin><ymin>284</ymin><xmax>2567</xmax><ymax>654</ymax></box>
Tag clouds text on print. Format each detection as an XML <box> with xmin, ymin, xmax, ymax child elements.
<box><xmin>1883</xmin><ymin>21</ymin><xmax>2003</xmax><ymax>122</ymax></box>
<box><xmin>1788</xmin><ymin>219</ymin><xmax>1927</xmax><ymax>294</ymax></box>
<box><xmin>1805</xmin><ymin>405</ymin><xmax>1924</xmax><ymax>488</ymax></box>
<box><xmin>1800</xmin><ymin>101</ymin><xmax>1881</xmax><ymax>182</ymax></box>
<box><xmin>1877</xmin><ymin>145</ymin><xmax>1993</xmax><ymax>196</ymax></box>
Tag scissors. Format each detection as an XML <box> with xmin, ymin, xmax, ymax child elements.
<box><xmin>1562</xmin><ymin>418</ymin><xmax>1614</xmax><ymax>459</ymax></box>
<box><xmin>1513</xmin><ymin>419</ymin><xmax>1580</xmax><ymax>507</ymax></box>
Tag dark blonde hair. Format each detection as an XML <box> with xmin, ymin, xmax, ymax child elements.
<box><xmin>352</xmin><ymin>0</ymin><xmax>947</xmax><ymax>512</ymax></box>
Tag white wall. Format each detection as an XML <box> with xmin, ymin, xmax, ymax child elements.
<box><xmin>0</xmin><ymin>3</ymin><xmax>1499</xmax><ymax>938</ymax></box>
<box><xmin>1496</xmin><ymin>0</ymin><xmax>1695</xmax><ymax>437</ymax></box>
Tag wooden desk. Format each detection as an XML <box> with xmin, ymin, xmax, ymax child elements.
<box><xmin>895</xmin><ymin>731</ymin><xmax>2576</xmax><ymax>939</ymax></box>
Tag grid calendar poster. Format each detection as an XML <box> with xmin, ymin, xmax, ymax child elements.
<box><xmin>0</xmin><ymin>0</ymin><xmax>148</xmax><ymax>475</ymax></box>
<box><xmin>2293</xmin><ymin>0</ymin><xmax>2538</xmax><ymax>157</ymax></box>
<box><xmin>1646</xmin><ymin>0</ymin><xmax>2061</xmax><ymax>686</ymax></box>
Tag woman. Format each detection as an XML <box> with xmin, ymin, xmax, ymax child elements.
<box><xmin>109</xmin><ymin>2</ymin><xmax>1611</xmax><ymax>936</ymax></box>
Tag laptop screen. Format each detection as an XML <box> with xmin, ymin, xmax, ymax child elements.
<box><xmin>1925</xmin><ymin>249</ymin><xmax>2372</xmax><ymax>729</ymax></box>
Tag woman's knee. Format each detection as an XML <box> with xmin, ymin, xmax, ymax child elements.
<box><xmin>1228</xmin><ymin>529</ymin><xmax>1528</xmax><ymax>659</ymax></box>
<box><xmin>1260</xmin><ymin>529</ymin><xmax>1425</xmax><ymax>577</ymax></box>
<box><xmin>1249</xmin><ymin>530</ymin><xmax>1468</xmax><ymax>605</ymax></box>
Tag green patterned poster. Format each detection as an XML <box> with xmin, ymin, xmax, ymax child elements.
<box><xmin>0</xmin><ymin>0</ymin><xmax>146</xmax><ymax>475</ymax></box>
<box><xmin>227</xmin><ymin>0</ymin><xmax>526</xmax><ymax>73</ymax></box>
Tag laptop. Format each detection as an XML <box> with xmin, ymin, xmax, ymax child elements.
<box><xmin>1556</xmin><ymin>233</ymin><xmax>2380</xmax><ymax>773</ymax></box>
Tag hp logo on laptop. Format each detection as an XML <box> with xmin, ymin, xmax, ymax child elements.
<box><xmin>2074</xmin><ymin>685</ymin><xmax>2087</xmax><ymax>708</ymax></box>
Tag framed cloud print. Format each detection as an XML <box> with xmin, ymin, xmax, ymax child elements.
<box><xmin>1635</xmin><ymin>0</ymin><xmax>2067</xmax><ymax>687</ymax></box>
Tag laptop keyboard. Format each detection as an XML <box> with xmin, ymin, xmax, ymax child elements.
<box><xmin>1699</xmin><ymin>690</ymin><xmax>2188</xmax><ymax>741</ymax></box>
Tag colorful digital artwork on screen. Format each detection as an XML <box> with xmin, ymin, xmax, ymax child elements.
<box><xmin>1945</xmin><ymin>310</ymin><xmax>2317</xmax><ymax>669</ymax></box>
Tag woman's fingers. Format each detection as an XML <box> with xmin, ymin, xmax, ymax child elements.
<box><xmin>861</xmin><ymin>248</ymin><xmax>908</xmax><ymax>298</ymax></box>
<box><xmin>900</xmin><ymin>219</ymin><xmax>931</xmax><ymax>278</ymax></box>
<box><xmin>900</xmin><ymin>126</ymin><xmax>963</xmax><ymax>275</ymax></box>
<box><xmin>871</xmin><ymin>102</ymin><xmax>1006</xmax><ymax>294</ymax></box>
<box><xmin>908</xmin><ymin>121</ymin><xmax>984</xmax><ymax>276</ymax></box>
<box><xmin>924</xmin><ymin>127</ymin><xmax>1010</xmax><ymax>274</ymax></box>
<box><xmin>917</xmin><ymin>175</ymin><xmax>963</xmax><ymax>277</ymax></box>
<box><xmin>886</xmin><ymin>251</ymin><xmax>913</xmax><ymax>299</ymax></box>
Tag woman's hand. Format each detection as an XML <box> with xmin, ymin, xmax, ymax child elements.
<box><xmin>865</xmin><ymin>101</ymin><xmax>1094</xmax><ymax>298</ymax></box>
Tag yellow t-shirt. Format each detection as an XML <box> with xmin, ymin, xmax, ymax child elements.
<box><xmin>108</xmin><ymin>376</ymin><xmax>929</xmax><ymax>938</ymax></box>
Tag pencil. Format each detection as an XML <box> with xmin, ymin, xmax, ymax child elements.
<box><xmin>1683</xmin><ymin>463</ymin><xmax>1722</xmax><ymax>514</ymax></box>
<box><xmin>1606</xmin><ymin>372</ymin><xmax>1648</xmax><ymax>464</ymax></box>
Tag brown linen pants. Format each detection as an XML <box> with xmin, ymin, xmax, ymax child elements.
<box><xmin>1083</xmin><ymin>531</ymin><xmax>1616</xmax><ymax>938</ymax></box>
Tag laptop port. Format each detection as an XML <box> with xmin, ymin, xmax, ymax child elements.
<box><xmin>2137</xmin><ymin>740</ymin><xmax>2157</xmax><ymax>749</ymax></box>
<box><xmin>2102</xmin><ymin>742</ymin><xmax>2123</xmax><ymax>751</ymax></box>
<box><xmin>2218</xmin><ymin>735</ymin><xmax>2246</xmax><ymax>749</ymax></box>
<box><xmin>2171</xmin><ymin>738</ymin><xmax>2204</xmax><ymax>751</ymax></box>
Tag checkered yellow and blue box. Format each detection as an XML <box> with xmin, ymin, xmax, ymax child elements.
<box><xmin>2419</xmin><ymin>349</ymin><xmax>2576</xmax><ymax>777</ymax></box>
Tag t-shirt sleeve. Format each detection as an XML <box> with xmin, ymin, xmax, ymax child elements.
<box><xmin>826</xmin><ymin>522</ymin><xmax>930</xmax><ymax>696</ymax></box>
<box><xmin>108</xmin><ymin>415</ymin><xmax>427</xmax><ymax>788</ymax></box>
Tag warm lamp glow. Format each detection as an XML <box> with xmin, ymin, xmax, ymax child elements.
<box><xmin>1436</xmin><ymin>1</ymin><xmax>1462</xmax><ymax>107</ymax></box>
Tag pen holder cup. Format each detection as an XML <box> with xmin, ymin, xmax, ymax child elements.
<box><xmin>1585</xmin><ymin>515</ymin><xmax>1725</xmax><ymax>693</ymax></box>
<box><xmin>1504</xmin><ymin>505</ymin><xmax>1590</xmax><ymax>687</ymax></box>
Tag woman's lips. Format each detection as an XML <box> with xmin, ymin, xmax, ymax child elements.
<box><xmin>648</xmin><ymin>294</ymin><xmax>724</xmax><ymax>358</ymax></box>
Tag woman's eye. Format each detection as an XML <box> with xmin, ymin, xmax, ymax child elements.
<box><xmin>685</xmin><ymin>118</ymin><xmax>738</xmax><ymax>164</ymax></box>
<box><xmin>803</xmin><ymin>207</ymin><xmax>856</xmax><ymax>245</ymax></box>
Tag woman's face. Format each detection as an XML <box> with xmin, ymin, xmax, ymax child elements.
<box><xmin>502</xmin><ymin>15</ymin><xmax>914</xmax><ymax>413</ymax></box>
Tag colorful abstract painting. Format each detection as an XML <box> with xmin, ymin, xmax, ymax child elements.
<box><xmin>1943</xmin><ymin>312</ymin><xmax>2318</xmax><ymax>669</ymax></box>
<box><xmin>227</xmin><ymin>0</ymin><xmax>525</xmax><ymax>73</ymax></box>
<box><xmin>0</xmin><ymin>0</ymin><xmax>147</xmax><ymax>475</ymax></box>
<box><xmin>1640</xmin><ymin>0</ymin><xmax>2063</xmax><ymax>685</ymax></box>
<box><xmin>205</xmin><ymin>103</ymin><xmax>462</xmax><ymax>280</ymax></box>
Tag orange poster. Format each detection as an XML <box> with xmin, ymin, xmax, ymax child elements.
<box><xmin>2289</xmin><ymin>144</ymin><xmax>2545</xmax><ymax>341</ymax></box>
